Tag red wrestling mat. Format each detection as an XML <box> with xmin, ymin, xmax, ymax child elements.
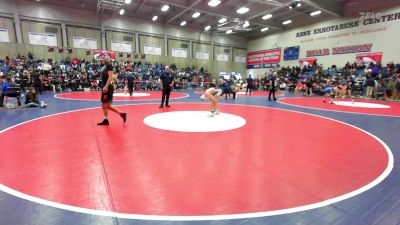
<box><xmin>195</xmin><ymin>90</ymin><xmax>284</xmax><ymax>97</ymax></box>
<box><xmin>54</xmin><ymin>91</ymin><xmax>189</xmax><ymax>101</ymax></box>
<box><xmin>0</xmin><ymin>103</ymin><xmax>390</xmax><ymax>218</ymax></box>
<box><xmin>278</xmin><ymin>97</ymin><xmax>400</xmax><ymax>117</ymax></box>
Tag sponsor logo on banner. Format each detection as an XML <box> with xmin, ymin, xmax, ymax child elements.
<box><xmin>93</xmin><ymin>50</ymin><xmax>116</xmax><ymax>60</ymax></box>
<box><xmin>356</xmin><ymin>52</ymin><xmax>383</xmax><ymax>65</ymax></box>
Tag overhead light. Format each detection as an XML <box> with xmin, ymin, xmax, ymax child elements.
<box><xmin>236</xmin><ymin>7</ymin><xmax>249</xmax><ymax>14</ymax></box>
<box><xmin>205</xmin><ymin>25</ymin><xmax>211</xmax><ymax>31</ymax></box>
<box><xmin>180</xmin><ymin>21</ymin><xmax>187</xmax><ymax>26</ymax></box>
<box><xmin>192</xmin><ymin>12</ymin><xmax>201</xmax><ymax>18</ymax></box>
<box><xmin>218</xmin><ymin>18</ymin><xmax>227</xmax><ymax>23</ymax></box>
<box><xmin>282</xmin><ymin>19</ymin><xmax>292</xmax><ymax>25</ymax></box>
<box><xmin>208</xmin><ymin>0</ymin><xmax>221</xmax><ymax>7</ymax></box>
<box><xmin>161</xmin><ymin>4</ymin><xmax>170</xmax><ymax>12</ymax></box>
<box><xmin>243</xmin><ymin>21</ymin><xmax>249</xmax><ymax>28</ymax></box>
<box><xmin>124</xmin><ymin>0</ymin><xmax>132</xmax><ymax>4</ymax></box>
<box><xmin>119</xmin><ymin>9</ymin><xmax>125</xmax><ymax>15</ymax></box>
<box><xmin>152</xmin><ymin>16</ymin><xmax>158</xmax><ymax>21</ymax></box>
<box><xmin>297</xmin><ymin>2</ymin><xmax>302</xmax><ymax>7</ymax></box>
<box><xmin>289</xmin><ymin>5</ymin><xmax>293</xmax><ymax>9</ymax></box>
<box><xmin>261</xmin><ymin>27</ymin><xmax>269</xmax><ymax>32</ymax></box>
<box><xmin>226</xmin><ymin>30</ymin><xmax>233</xmax><ymax>34</ymax></box>
<box><xmin>262</xmin><ymin>14</ymin><xmax>272</xmax><ymax>20</ymax></box>
<box><xmin>310</xmin><ymin>10</ymin><xmax>322</xmax><ymax>16</ymax></box>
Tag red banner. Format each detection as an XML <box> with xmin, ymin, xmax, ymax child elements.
<box><xmin>356</xmin><ymin>52</ymin><xmax>383</xmax><ymax>65</ymax></box>
<box><xmin>299</xmin><ymin>58</ymin><xmax>316</xmax><ymax>66</ymax></box>
<box><xmin>247</xmin><ymin>49</ymin><xmax>282</xmax><ymax>65</ymax></box>
<box><xmin>93</xmin><ymin>50</ymin><xmax>116</xmax><ymax>60</ymax></box>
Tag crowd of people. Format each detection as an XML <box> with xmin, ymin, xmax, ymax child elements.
<box><xmin>1</xmin><ymin>54</ymin><xmax>400</xmax><ymax>109</ymax></box>
<box><xmin>246</xmin><ymin>61</ymin><xmax>400</xmax><ymax>101</ymax></box>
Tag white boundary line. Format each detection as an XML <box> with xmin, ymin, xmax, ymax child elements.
<box><xmin>0</xmin><ymin>102</ymin><xmax>394</xmax><ymax>221</ymax></box>
<box><xmin>277</xmin><ymin>97</ymin><xmax>400</xmax><ymax>118</ymax></box>
<box><xmin>53</xmin><ymin>91</ymin><xmax>190</xmax><ymax>102</ymax></box>
<box><xmin>193</xmin><ymin>90</ymin><xmax>285</xmax><ymax>97</ymax></box>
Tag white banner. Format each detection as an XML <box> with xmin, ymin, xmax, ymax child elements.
<box><xmin>28</xmin><ymin>32</ymin><xmax>57</xmax><ymax>46</ymax></box>
<box><xmin>235</xmin><ymin>55</ymin><xmax>246</xmax><ymax>63</ymax></box>
<box><xmin>111</xmin><ymin>40</ymin><xmax>132</xmax><ymax>53</ymax></box>
<box><xmin>195</xmin><ymin>51</ymin><xmax>209</xmax><ymax>60</ymax></box>
<box><xmin>144</xmin><ymin>44</ymin><xmax>162</xmax><ymax>56</ymax></box>
<box><xmin>171</xmin><ymin>48</ymin><xmax>188</xmax><ymax>58</ymax></box>
<box><xmin>0</xmin><ymin>29</ymin><xmax>10</xmax><ymax>43</ymax></box>
<box><xmin>216</xmin><ymin>53</ymin><xmax>229</xmax><ymax>62</ymax></box>
<box><xmin>73</xmin><ymin>36</ymin><xmax>98</xmax><ymax>49</ymax></box>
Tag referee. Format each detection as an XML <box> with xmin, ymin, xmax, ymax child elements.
<box><xmin>159</xmin><ymin>66</ymin><xmax>174</xmax><ymax>108</ymax></box>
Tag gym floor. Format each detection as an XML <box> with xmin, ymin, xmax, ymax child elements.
<box><xmin>0</xmin><ymin>90</ymin><xmax>399</xmax><ymax>225</ymax></box>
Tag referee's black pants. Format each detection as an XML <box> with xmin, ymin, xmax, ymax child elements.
<box><xmin>268</xmin><ymin>87</ymin><xmax>277</xmax><ymax>101</ymax></box>
<box><xmin>161</xmin><ymin>88</ymin><xmax>171</xmax><ymax>106</ymax></box>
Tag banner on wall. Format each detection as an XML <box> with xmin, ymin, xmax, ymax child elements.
<box><xmin>306</xmin><ymin>48</ymin><xmax>330</xmax><ymax>57</ymax></box>
<box><xmin>216</xmin><ymin>53</ymin><xmax>229</xmax><ymax>62</ymax></box>
<box><xmin>28</xmin><ymin>32</ymin><xmax>57</xmax><ymax>46</ymax></box>
<box><xmin>299</xmin><ymin>58</ymin><xmax>317</xmax><ymax>66</ymax></box>
<box><xmin>332</xmin><ymin>43</ymin><xmax>372</xmax><ymax>55</ymax></box>
<box><xmin>0</xmin><ymin>29</ymin><xmax>10</xmax><ymax>43</ymax></box>
<box><xmin>195</xmin><ymin>51</ymin><xmax>209</xmax><ymax>60</ymax></box>
<box><xmin>235</xmin><ymin>56</ymin><xmax>246</xmax><ymax>63</ymax></box>
<box><xmin>247</xmin><ymin>49</ymin><xmax>282</xmax><ymax>65</ymax></box>
<box><xmin>246</xmin><ymin>49</ymin><xmax>281</xmax><ymax>69</ymax></box>
<box><xmin>93</xmin><ymin>50</ymin><xmax>116</xmax><ymax>60</ymax></box>
<box><xmin>283</xmin><ymin>46</ymin><xmax>300</xmax><ymax>61</ymax></box>
<box><xmin>171</xmin><ymin>48</ymin><xmax>188</xmax><ymax>58</ymax></box>
<box><xmin>111</xmin><ymin>41</ymin><xmax>132</xmax><ymax>53</ymax></box>
<box><xmin>144</xmin><ymin>44</ymin><xmax>162</xmax><ymax>56</ymax></box>
<box><xmin>356</xmin><ymin>52</ymin><xmax>383</xmax><ymax>65</ymax></box>
<box><xmin>73</xmin><ymin>37</ymin><xmax>97</xmax><ymax>49</ymax></box>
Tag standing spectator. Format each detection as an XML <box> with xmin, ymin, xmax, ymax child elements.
<box><xmin>268</xmin><ymin>72</ymin><xmax>278</xmax><ymax>101</ymax></box>
<box><xmin>159</xmin><ymin>66</ymin><xmax>174</xmax><ymax>108</ymax></box>
<box><xmin>364</xmin><ymin>75</ymin><xmax>375</xmax><ymax>98</ymax></box>
<box><xmin>246</xmin><ymin>74</ymin><xmax>254</xmax><ymax>95</ymax></box>
<box><xmin>126</xmin><ymin>72</ymin><xmax>135</xmax><ymax>96</ymax></box>
<box><xmin>31</xmin><ymin>72</ymin><xmax>42</xmax><ymax>94</ymax></box>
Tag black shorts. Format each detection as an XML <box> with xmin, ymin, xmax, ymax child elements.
<box><xmin>101</xmin><ymin>85</ymin><xmax>114</xmax><ymax>103</ymax></box>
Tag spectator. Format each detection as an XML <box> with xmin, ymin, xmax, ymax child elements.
<box><xmin>25</xmin><ymin>87</ymin><xmax>46</xmax><ymax>108</ymax></box>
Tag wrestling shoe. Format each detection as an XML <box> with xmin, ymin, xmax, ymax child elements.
<box><xmin>97</xmin><ymin>119</ymin><xmax>109</xmax><ymax>126</ymax></box>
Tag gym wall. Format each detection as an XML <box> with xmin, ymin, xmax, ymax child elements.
<box><xmin>247</xmin><ymin>7</ymin><xmax>400</xmax><ymax>70</ymax></box>
<box><xmin>0</xmin><ymin>0</ymin><xmax>247</xmax><ymax>76</ymax></box>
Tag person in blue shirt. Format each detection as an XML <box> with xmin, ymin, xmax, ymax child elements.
<box><xmin>0</xmin><ymin>76</ymin><xmax>21</xmax><ymax>107</ymax></box>
<box><xmin>159</xmin><ymin>66</ymin><xmax>174</xmax><ymax>108</ymax></box>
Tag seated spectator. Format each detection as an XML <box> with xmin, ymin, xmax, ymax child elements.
<box><xmin>25</xmin><ymin>87</ymin><xmax>47</xmax><ymax>108</ymax></box>
<box><xmin>0</xmin><ymin>76</ymin><xmax>22</xmax><ymax>107</ymax></box>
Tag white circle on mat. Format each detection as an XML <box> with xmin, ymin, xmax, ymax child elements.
<box><xmin>333</xmin><ymin>101</ymin><xmax>390</xmax><ymax>109</ymax></box>
<box><xmin>113</xmin><ymin>93</ymin><xmax>151</xmax><ymax>97</ymax></box>
<box><xmin>144</xmin><ymin>111</ymin><xmax>246</xmax><ymax>132</ymax></box>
